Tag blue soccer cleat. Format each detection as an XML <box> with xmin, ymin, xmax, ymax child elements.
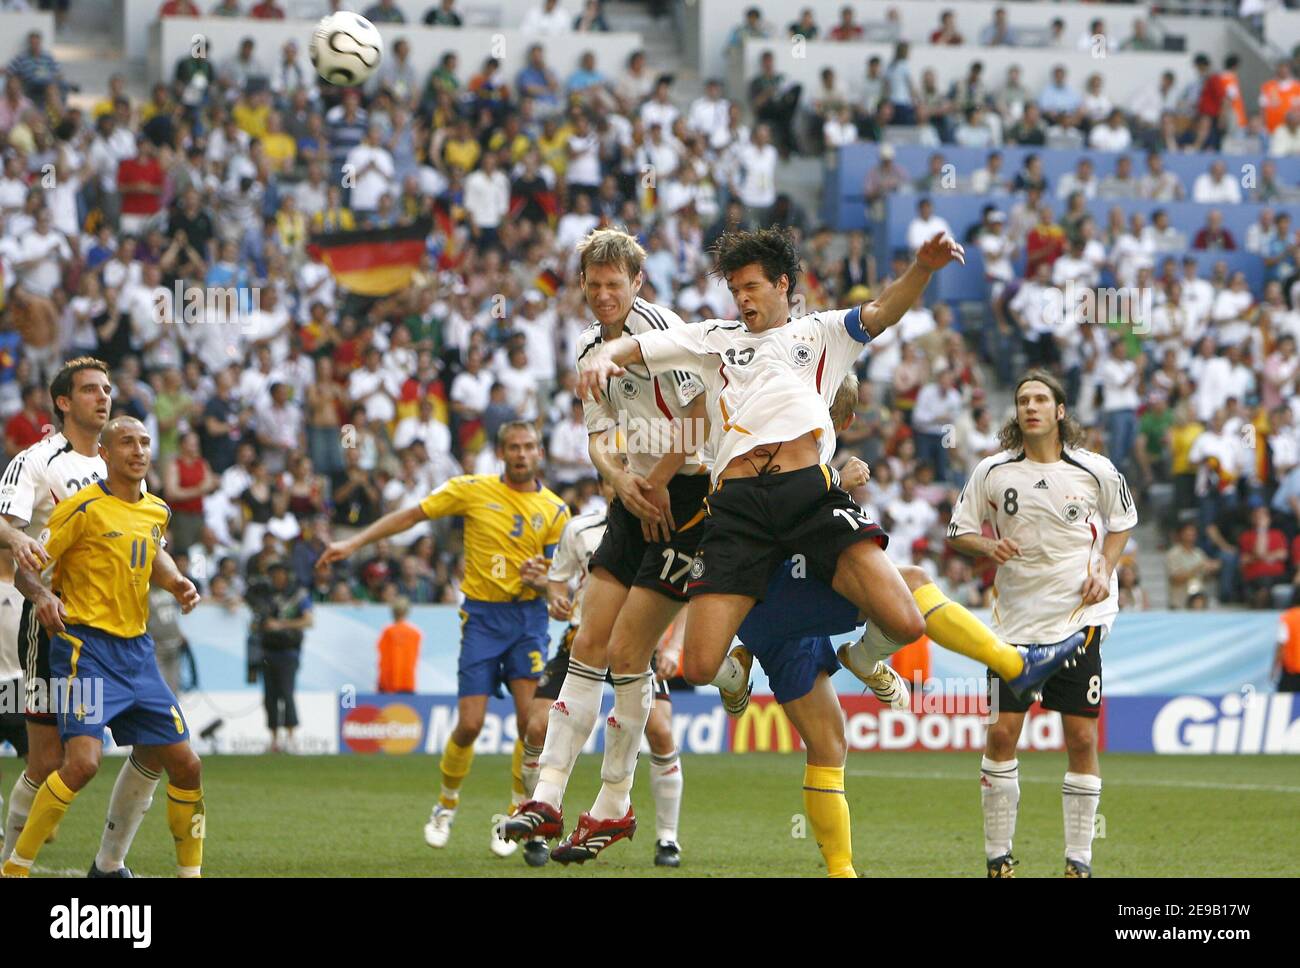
<box><xmin>1005</xmin><ymin>631</ymin><xmax>1089</xmax><ymax>701</ymax></box>
<box><xmin>88</xmin><ymin>861</ymin><xmax>133</xmax><ymax>878</ymax></box>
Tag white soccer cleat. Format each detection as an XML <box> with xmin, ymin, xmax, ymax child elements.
<box><xmin>489</xmin><ymin>821</ymin><xmax>519</xmax><ymax>857</ymax></box>
<box><xmin>838</xmin><ymin>644</ymin><xmax>911</xmax><ymax>710</ymax></box>
<box><xmin>424</xmin><ymin>805</ymin><xmax>455</xmax><ymax>849</ymax></box>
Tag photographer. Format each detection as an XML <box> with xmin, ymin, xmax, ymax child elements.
<box><xmin>249</xmin><ymin>560</ymin><xmax>314</xmax><ymax>753</ymax></box>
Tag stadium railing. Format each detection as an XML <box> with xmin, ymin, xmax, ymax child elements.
<box><xmin>687</xmin><ymin>0</ymin><xmax>1167</xmax><ymax>82</ymax></box>
<box><xmin>148</xmin><ymin>15</ymin><xmax>643</xmax><ymax>89</ymax></box>
<box><xmin>120</xmin><ymin>0</ymin><xmax>507</xmax><ymax>63</ymax></box>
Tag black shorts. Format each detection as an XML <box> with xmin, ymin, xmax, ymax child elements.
<box><xmin>989</xmin><ymin>626</ymin><xmax>1104</xmax><ymax>719</ymax></box>
<box><xmin>687</xmin><ymin>464</ymin><xmax>888</xmax><ymax>601</ymax></box>
<box><xmin>1278</xmin><ymin>671</ymin><xmax>1300</xmax><ymax>692</ymax></box>
<box><xmin>534</xmin><ymin>625</ymin><xmax>671</xmax><ymax>703</ymax></box>
<box><xmin>0</xmin><ymin>678</ymin><xmax>28</xmax><ymax>756</ymax></box>
<box><xmin>17</xmin><ymin>598</ymin><xmax>55</xmax><ymax>724</ymax></box>
<box><xmin>588</xmin><ymin>472</ymin><xmax>709</xmax><ymax>602</ymax></box>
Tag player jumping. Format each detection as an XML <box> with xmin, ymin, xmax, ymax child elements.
<box><xmin>317</xmin><ymin>421</ymin><xmax>570</xmax><ymax>858</ymax></box>
<box><xmin>2</xmin><ymin>417</ymin><xmax>205</xmax><ymax>878</ymax></box>
<box><xmin>0</xmin><ymin>358</ymin><xmax>199</xmax><ymax>877</ymax></box>
<box><xmin>517</xmin><ymin>475</ymin><xmax>684</xmax><ymax>868</ymax></box>
<box><xmin>949</xmin><ymin>370</ymin><xmax>1137</xmax><ymax>878</ymax></box>
<box><xmin>503</xmin><ymin>229</ymin><xmax>707</xmax><ymax>862</ymax></box>
<box><xmin>562</xmin><ymin>228</ymin><xmax>1088</xmax><ymax>862</ymax></box>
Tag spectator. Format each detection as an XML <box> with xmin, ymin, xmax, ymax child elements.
<box><xmin>1038</xmin><ymin>64</ymin><xmax>1082</xmax><ymax>128</ymax></box>
<box><xmin>165</xmin><ymin>431</ymin><xmax>218</xmax><ymax>554</ymax></box>
<box><xmin>521</xmin><ymin>0</ymin><xmax>572</xmax><ymax>36</ymax></box>
<box><xmin>423</xmin><ymin>0</ymin><xmax>462</xmax><ymax>26</ymax></box>
<box><xmin>1138</xmin><ymin>151</ymin><xmax>1184</xmax><ymax>202</ymax></box>
<box><xmin>1166</xmin><ymin>521</ymin><xmax>1219</xmax><ymax>608</ymax></box>
<box><xmin>1192</xmin><ymin>160</ymin><xmax>1243</xmax><ymax>204</ymax></box>
<box><xmin>1193</xmin><ymin>209</ymin><xmax>1236</xmax><ymax>251</ymax></box>
<box><xmin>4</xmin><ymin>383</ymin><xmax>51</xmax><ymax>457</ymax></box>
<box><xmin>1260</xmin><ymin>60</ymin><xmax>1300</xmax><ymax>133</ymax></box>
<box><xmin>929</xmin><ymin>9</ymin><xmax>963</xmax><ymax>45</ymax></box>
<box><xmin>1240</xmin><ymin>503</ymin><xmax>1289</xmax><ymax>608</ymax></box>
<box><xmin>788</xmin><ymin>7</ymin><xmax>818</xmax><ymax>40</ymax></box>
<box><xmin>8</xmin><ymin>32</ymin><xmax>62</xmax><ymax>103</ymax></box>
<box><xmin>906</xmin><ymin>197</ymin><xmax>952</xmax><ymax>257</ymax></box>
<box><xmin>979</xmin><ymin>6</ymin><xmax>1017</xmax><ymax>47</ymax></box>
<box><xmin>748</xmin><ymin>51</ymin><xmax>801</xmax><ymax>156</ymax></box>
<box><xmin>1270</xmin><ymin>107</ymin><xmax>1300</xmax><ymax>157</ymax></box>
<box><xmin>159</xmin><ymin>0</ymin><xmax>200</xmax><ymax>13</ymax></box>
<box><xmin>377</xmin><ymin>597</ymin><xmax>421</xmax><ymax>692</ymax></box>
<box><xmin>249</xmin><ymin>0</ymin><xmax>285</xmax><ymax>17</ymax></box>
<box><xmin>1100</xmin><ymin>340</ymin><xmax>1141</xmax><ymax>475</ymax></box>
<box><xmin>884</xmin><ymin>42</ymin><xmax>917</xmax><ymax>126</ymax></box>
<box><xmin>363</xmin><ymin>0</ymin><xmax>405</xmax><ymax>23</ymax></box>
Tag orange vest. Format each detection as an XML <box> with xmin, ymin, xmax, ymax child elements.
<box><xmin>1260</xmin><ymin>77</ymin><xmax>1300</xmax><ymax>132</ymax></box>
<box><xmin>1280</xmin><ymin>609</ymin><xmax>1300</xmax><ymax>675</ymax></box>
<box><xmin>378</xmin><ymin>621</ymin><xmax>422</xmax><ymax>693</ymax></box>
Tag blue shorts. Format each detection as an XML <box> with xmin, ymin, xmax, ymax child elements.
<box><xmin>458</xmin><ymin>598</ymin><xmax>550</xmax><ymax>698</ymax></box>
<box><xmin>49</xmin><ymin>625</ymin><xmax>189</xmax><ymax>747</ymax></box>
<box><xmin>737</xmin><ymin>560</ymin><xmax>863</xmax><ymax>704</ymax></box>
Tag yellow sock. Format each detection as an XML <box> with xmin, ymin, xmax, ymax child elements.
<box><xmin>3</xmin><ymin>772</ymin><xmax>77</xmax><ymax>875</ymax></box>
<box><xmin>166</xmin><ymin>784</ymin><xmax>204</xmax><ymax>878</ymax></box>
<box><xmin>509</xmin><ymin>738</ymin><xmax>525</xmax><ymax>810</ymax></box>
<box><xmin>914</xmin><ymin>583</ymin><xmax>1024</xmax><ymax>681</ymax></box>
<box><xmin>803</xmin><ymin>765</ymin><xmax>855</xmax><ymax>878</ymax></box>
<box><xmin>439</xmin><ymin>738</ymin><xmax>475</xmax><ymax>810</ymax></box>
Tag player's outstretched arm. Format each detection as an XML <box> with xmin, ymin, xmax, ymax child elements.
<box><xmin>151</xmin><ymin>546</ymin><xmax>201</xmax><ymax>613</ymax></box>
<box><xmin>857</xmin><ymin>231</ymin><xmax>965</xmax><ymax>339</ymax></box>
<box><xmin>316</xmin><ymin>504</ymin><xmax>428</xmax><ymax>571</ymax></box>
<box><xmin>0</xmin><ymin>515</ymin><xmax>50</xmax><ymax>572</ymax></box>
<box><xmin>577</xmin><ymin>336</ymin><xmax>646</xmax><ymax>401</ymax></box>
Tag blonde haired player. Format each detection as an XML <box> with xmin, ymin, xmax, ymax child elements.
<box><xmin>948</xmin><ymin>370</ymin><xmax>1137</xmax><ymax>878</ymax></box>
<box><xmin>318</xmin><ymin>421</ymin><xmax>569</xmax><ymax>857</ymax></box>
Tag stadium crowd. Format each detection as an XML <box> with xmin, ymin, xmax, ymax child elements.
<box><xmin>0</xmin><ymin>0</ymin><xmax>1297</xmax><ymax>621</ymax></box>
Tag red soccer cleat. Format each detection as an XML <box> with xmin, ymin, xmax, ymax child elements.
<box><xmin>549</xmin><ymin>808</ymin><xmax>637</xmax><ymax>865</ymax></box>
<box><xmin>501</xmin><ymin>800</ymin><xmax>564</xmax><ymax>842</ymax></box>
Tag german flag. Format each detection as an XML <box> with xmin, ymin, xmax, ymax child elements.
<box><xmin>534</xmin><ymin>267</ymin><xmax>561</xmax><ymax>297</ymax></box>
<box><xmin>307</xmin><ymin>218</ymin><xmax>431</xmax><ymax>297</ymax></box>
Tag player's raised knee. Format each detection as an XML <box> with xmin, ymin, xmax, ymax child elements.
<box><xmin>885</xmin><ymin>602</ymin><xmax>926</xmax><ymax>646</ymax></box>
<box><xmin>681</xmin><ymin>652</ymin><xmax>718</xmax><ymax>687</ymax></box>
<box><xmin>61</xmin><ymin>743</ymin><xmax>103</xmax><ymax>790</ymax></box>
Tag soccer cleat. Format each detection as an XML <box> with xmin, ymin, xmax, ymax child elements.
<box><xmin>720</xmin><ymin>647</ymin><xmax>754</xmax><ymax>718</ymax></box>
<box><xmin>501</xmin><ymin>799</ymin><xmax>564</xmax><ymax>842</ymax></box>
<box><xmin>489</xmin><ymin>821</ymin><xmax>519</xmax><ymax>858</ymax></box>
<box><xmin>838</xmin><ymin>645</ymin><xmax>910</xmax><ymax>710</ymax></box>
<box><xmin>88</xmin><ymin>861</ymin><xmax>133</xmax><ymax>878</ymax></box>
<box><xmin>654</xmin><ymin>839</ymin><xmax>682</xmax><ymax>868</ymax></box>
<box><xmin>523</xmin><ymin>838</ymin><xmax>550</xmax><ymax>867</ymax></box>
<box><xmin>1005</xmin><ymin>631</ymin><xmax>1088</xmax><ymax>701</ymax></box>
<box><xmin>550</xmin><ymin>808</ymin><xmax>637</xmax><ymax>865</ymax></box>
<box><xmin>423</xmin><ymin>805</ymin><xmax>455</xmax><ymax>849</ymax></box>
<box><xmin>987</xmin><ymin>853</ymin><xmax>1018</xmax><ymax>878</ymax></box>
<box><xmin>1065</xmin><ymin>859</ymin><xmax>1092</xmax><ymax>878</ymax></box>
<box><xmin>1</xmin><ymin>857</ymin><xmax>31</xmax><ymax>878</ymax></box>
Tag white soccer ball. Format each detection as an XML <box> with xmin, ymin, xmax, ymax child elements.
<box><xmin>309</xmin><ymin>12</ymin><xmax>384</xmax><ymax>87</ymax></box>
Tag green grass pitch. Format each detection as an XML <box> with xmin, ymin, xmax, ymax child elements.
<box><xmin>9</xmin><ymin>752</ymin><xmax>1299</xmax><ymax>877</ymax></box>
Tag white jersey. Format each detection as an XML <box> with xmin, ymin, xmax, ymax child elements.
<box><xmin>0</xmin><ymin>579</ymin><xmax>21</xmax><ymax>681</ymax></box>
<box><xmin>546</xmin><ymin>510</ymin><xmax>607</xmax><ymax>627</ymax></box>
<box><xmin>578</xmin><ymin>299</ymin><xmax>707</xmax><ymax>478</ymax></box>
<box><xmin>634</xmin><ymin>306</ymin><xmax>869</xmax><ymax>483</ymax></box>
<box><xmin>0</xmin><ymin>431</ymin><xmax>107</xmax><ymax>537</ymax></box>
<box><xmin>948</xmin><ymin>447</ymin><xmax>1139</xmax><ymax>644</ymax></box>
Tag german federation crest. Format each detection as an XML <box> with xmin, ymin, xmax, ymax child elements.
<box><xmin>1062</xmin><ymin>501</ymin><xmax>1083</xmax><ymax>523</ymax></box>
<box><xmin>789</xmin><ymin>343</ymin><xmax>814</xmax><ymax>366</ymax></box>
<box><xmin>690</xmin><ymin>556</ymin><xmax>705</xmax><ymax>579</ymax></box>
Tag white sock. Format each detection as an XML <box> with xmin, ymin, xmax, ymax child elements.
<box><xmin>980</xmin><ymin>756</ymin><xmax>1020</xmax><ymax>860</ymax></box>
<box><xmin>843</xmin><ymin>624</ymin><xmax>907</xmax><ymax>673</ymax></box>
<box><xmin>2</xmin><ymin>772</ymin><xmax>39</xmax><ymax>863</ymax></box>
<box><xmin>710</xmin><ymin>654</ymin><xmax>746</xmax><ymax>691</ymax></box>
<box><xmin>521</xmin><ymin>742</ymin><xmax>543</xmax><ymax>798</ymax></box>
<box><xmin>95</xmin><ymin>754</ymin><xmax>161</xmax><ymax>873</ymax></box>
<box><xmin>533</xmin><ymin>657</ymin><xmax>605</xmax><ymax>808</ymax></box>
<box><xmin>1063</xmin><ymin>771</ymin><xmax>1102</xmax><ymax>866</ymax></box>
<box><xmin>590</xmin><ymin>670</ymin><xmax>654</xmax><ymax>821</ymax></box>
<box><xmin>649</xmin><ymin>750</ymin><xmax>683</xmax><ymax>843</ymax></box>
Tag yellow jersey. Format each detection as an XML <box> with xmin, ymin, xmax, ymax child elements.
<box><xmin>419</xmin><ymin>475</ymin><xmax>570</xmax><ymax>603</ymax></box>
<box><xmin>42</xmin><ymin>481</ymin><xmax>171</xmax><ymax>639</ymax></box>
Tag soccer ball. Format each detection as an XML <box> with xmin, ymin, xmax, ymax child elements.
<box><xmin>309</xmin><ymin>12</ymin><xmax>384</xmax><ymax>87</ymax></box>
